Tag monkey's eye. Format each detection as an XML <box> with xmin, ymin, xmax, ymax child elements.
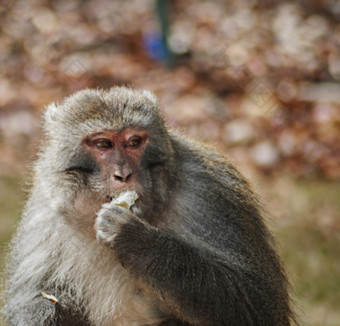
<box><xmin>126</xmin><ymin>137</ymin><xmax>142</xmax><ymax>149</ymax></box>
<box><xmin>94</xmin><ymin>139</ymin><xmax>113</xmax><ymax>150</ymax></box>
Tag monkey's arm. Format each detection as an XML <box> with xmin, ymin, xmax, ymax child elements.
<box><xmin>3</xmin><ymin>221</ymin><xmax>91</xmax><ymax>325</ymax></box>
<box><xmin>96</xmin><ymin>205</ymin><xmax>287</xmax><ymax>326</ymax></box>
<box><xmin>4</xmin><ymin>296</ymin><xmax>57</xmax><ymax>326</ymax></box>
<box><xmin>4</xmin><ymin>292</ymin><xmax>90</xmax><ymax>326</ymax></box>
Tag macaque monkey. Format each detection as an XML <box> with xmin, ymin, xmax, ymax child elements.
<box><xmin>3</xmin><ymin>87</ymin><xmax>295</xmax><ymax>326</ymax></box>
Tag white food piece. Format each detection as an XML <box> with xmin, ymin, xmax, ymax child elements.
<box><xmin>110</xmin><ymin>190</ymin><xmax>138</xmax><ymax>210</ymax></box>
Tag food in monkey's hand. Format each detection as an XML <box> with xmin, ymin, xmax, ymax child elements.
<box><xmin>109</xmin><ymin>190</ymin><xmax>138</xmax><ymax>210</ymax></box>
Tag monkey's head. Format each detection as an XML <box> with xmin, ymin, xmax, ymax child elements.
<box><xmin>37</xmin><ymin>87</ymin><xmax>176</xmax><ymax>234</ymax></box>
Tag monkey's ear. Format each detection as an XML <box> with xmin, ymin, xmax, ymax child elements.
<box><xmin>141</xmin><ymin>90</ymin><xmax>158</xmax><ymax>105</ymax></box>
<box><xmin>44</xmin><ymin>102</ymin><xmax>59</xmax><ymax>125</ymax></box>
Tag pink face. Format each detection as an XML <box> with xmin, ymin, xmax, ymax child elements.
<box><xmin>83</xmin><ymin>128</ymin><xmax>149</xmax><ymax>195</ymax></box>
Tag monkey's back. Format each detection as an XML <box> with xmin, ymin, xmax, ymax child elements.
<box><xmin>166</xmin><ymin>132</ymin><xmax>293</xmax><ymax>325</ymax></box>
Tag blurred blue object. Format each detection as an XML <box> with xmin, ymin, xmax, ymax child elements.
<box><xmin>143</xmin><ymin>31</ymin><xmax>168</xmax><ymax>61</ymax></box>
<box><xmin>143</xmin><ymin>0</ymin><xmax>176</xmax><ymax>67</ymax></box>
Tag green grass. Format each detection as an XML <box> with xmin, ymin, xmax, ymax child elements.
<box><xmin>272</xmin><ymin>179</ymin><xmax>340</xmax><ymax>326</ymax></box>
<box><xmin>0</xmin><ymin>174</ymin><xmax>25</xmax><ymax>249</ymax></box>
<box><xmin>0</xmin><ymin>174</ymin><xmax>26</xmax><ymax>325</ymax></box>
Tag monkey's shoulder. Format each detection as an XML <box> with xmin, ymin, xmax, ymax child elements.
<box><xmin>171</xmin><ymin>134</ymin><xmax>256</xmax><ymax>210</ymax></box>
<box><xmin>172</xmin><ymin>134</ymin><xmax>245</xmax><ymax>180</ymax></box>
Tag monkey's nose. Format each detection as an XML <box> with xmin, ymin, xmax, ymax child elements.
<box><xmin>113</xmin><ymin>167</ymin><xmax>132</xmax><ymax>183</ymax></box>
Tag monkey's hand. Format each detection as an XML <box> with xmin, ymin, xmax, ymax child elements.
<box><xmin>95</xmin><ymin>202</ymin><xmax>139</xmax><ymax>247</ymax></box>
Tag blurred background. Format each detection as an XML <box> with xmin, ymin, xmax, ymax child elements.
<box><xmin>0</xmin><ymin>0</ymin><xmax>339</xmax><ymax>325</ymax></box>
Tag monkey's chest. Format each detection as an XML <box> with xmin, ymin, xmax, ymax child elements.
<box><xmin>81</xmin><ymin>261</ymin><xmax>165</xmax><ymax>326</ymax></box>
<box><xmin>111</xmin><ymin>285</ymin><xmax>165</xmax><ymax>326</ymax></box>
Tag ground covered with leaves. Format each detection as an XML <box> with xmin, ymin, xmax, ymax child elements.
<box><xmin>0</xmin><ymin>1</ymin><xmax>339</xmax><ymax>325</ymax></box>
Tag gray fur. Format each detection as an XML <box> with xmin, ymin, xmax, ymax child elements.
<box><xmin>2</xmin><ymin>87</ymin><xmax>295</xmax><ymax>326</ymax></box>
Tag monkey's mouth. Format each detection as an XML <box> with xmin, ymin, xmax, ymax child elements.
<box><xmin>103</xmin><ymin>190</ymin><xmax>140</xmax><ymax>207</ymax></box>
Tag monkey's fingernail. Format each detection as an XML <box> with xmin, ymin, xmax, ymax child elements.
<box><xmin>41</xmin><ymin>292</ymin><xmax>59</xmax><ymax>304</ymax></box>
